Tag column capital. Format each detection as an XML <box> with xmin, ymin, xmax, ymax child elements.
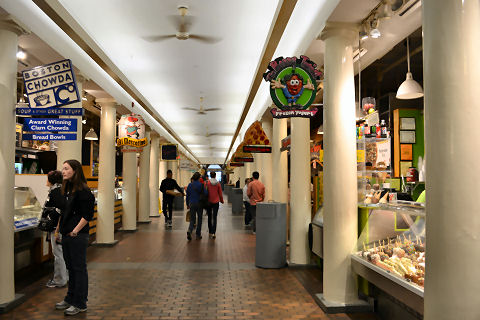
<box><xmin>0</xmin><ymin>14</ymin><xmax>30</xmax><ymax>36</ymax></box>
<box><xmin>320</xmin><ymin>22</ymin><xmax>358</xmax><ymax>43</ymax></box>
<box><xmin>96</xmin><ymin>98</ymin><xmax>117</xmax><ymax>108</ymax></box>
<box><xmin>75</xmin><ymin>72</ymin><xmax>88</xmax><ymax>84</ymax></box>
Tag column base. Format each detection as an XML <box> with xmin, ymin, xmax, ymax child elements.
<box><xmin>0</xmin><ymin>294</ymin><xmax>26</xmax><ymax>314</ymax></box>
<box><xmin>120</xmin><ymin>228</ymin><xmax>137</xmax><ymax>233</ymax></box>
<box><xmin>314</xmin><ymin>293</ymin><xmax>373</xmax><ymax>314</ymax></box>
<box><xmin>91</xmin><ymin>240</ymin><xmax>119</xmax><ymax>247</ymax></box>
<box><xmin>149</xmin><ymin>214</ymin><xmax>161</xmax><ymax>218</ymax></box>
<box><xmin>138</xmin><ymin>220</ymin><xmax>152</xmax><ymax>224</ymax></box>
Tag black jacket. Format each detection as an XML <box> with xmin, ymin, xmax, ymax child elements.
<box><xmin>159</xmin><ymin>178</ymin><xmax>183</xmax><ymax>199</ymax></box>
<box><xmin>59</xmin><ymin>187</ymin><xmax>95</xmax><ymax>235</ymax></box>
<box><xmin>42</xmin><ymin>184</ymin><xmax>65</xmax><ymax>226</ymax></box>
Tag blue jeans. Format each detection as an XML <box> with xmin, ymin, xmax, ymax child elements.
<box><xmin>243</xmin><ymin>201</ymin><xmax>251</xmax><ymax>225</ymax></box>
<box><xmin>62</xmin><ymin>233</ymin><xmax>89</xmax><ymax>309</ymax></box>
<box><xmin>188</xmin><ymin>203</ymin><xmax>202</xmax><ymax>236</ymax></box>
<box><xmin>206</xmin><ymin>202</ymin><xmax>219</xmax><ymax>234</ymax></box>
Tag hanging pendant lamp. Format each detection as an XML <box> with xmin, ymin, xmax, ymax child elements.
<box><xmin>396</xmin><ymin>37</ymin><xmax>424</xmax><ymax>99</ymax></box>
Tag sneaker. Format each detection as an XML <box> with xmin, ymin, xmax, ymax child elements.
<box><xmin>196</xmin><ymin>234</ymin><xmax>202</xmax><ymax>240</ymax></box>
<box><xmin>209</xmin><ymin>233</ymin><xmax>213</xmax><ymax>239</ymax></box>
<box><xmin>168</xmin><ymin>220</ymin><xmax>173</xmax><ymax>227</ymax></box>
<box><xmin>55</xmin><ymin>300</ymin><xmax>71</xmax><ymax>310</ymax></box>
<box><xmin>64</xmin><ymin>305</ymin><xmax>87</xmax><ymax>316</ymax></box>
<box><xmin>46</xmin><ymin>279</ymin><xmax>55</xmax><ymax>288</ymax></box>
<box><xmin>187</xmin><ymin>231</ymin><xmax>192</xmax><ymax>241</ymax></box>
<box><xmin>212</xmin><ymin>234</ymin><xmax>216</xmax><ymax>239</ymax></box>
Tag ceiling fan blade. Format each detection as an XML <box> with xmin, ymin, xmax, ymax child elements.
<box><xmin>182</xmin><ymin>107</ymin><xmax>199</xmax><ymax>111</ymax></box>
<box><xmin>206</xmin><ymin>133</ymin><xmax>233</xmax><ymax>137</ymax></box>
<box><xmin>204</xmin><ymin>108</ymin><xmax>221</xmax><ymax>112</ymax></box>
<box><xmin>168</xmin><ymin>15</ymin><xmax>195</xmax><ymax>33</ymax></box>
<box><xmin>189</xmin><ymin>34</ymin><xmax>221</xmax><ymax>44</ymax></box>
<box><xmin>143</xmin><ymin>34</ymin><xmax>176</xmax><ymax>42</ymax></box>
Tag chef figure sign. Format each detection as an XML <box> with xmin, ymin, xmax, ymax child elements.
<box><xmin>263</xmin><ymin>55</ymin><xmax>322</xmax><ymax>118</ymax></box>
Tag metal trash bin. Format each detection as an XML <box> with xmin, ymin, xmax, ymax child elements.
<box><xmin>224</xmin><ymin>184</ymin><xmax>233</xmax><ymax>202</ymax></box>
<box><xmin>231</xmin><ymin>188</ymin><xmax>243</xmax><ymax>215</ymax></box>
<box><xmin>255</xmin><ymin>202</ymin><xmax>287</xmax><ymax>268</ymax></box>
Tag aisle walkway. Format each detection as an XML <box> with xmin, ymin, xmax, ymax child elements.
<box><xmin>1</xmin><ymin>201</ymin><xmax>377</xmax><ymax>320</ymax></box>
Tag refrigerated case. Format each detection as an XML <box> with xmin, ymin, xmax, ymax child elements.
<box><xmin>352</xmin><ymin>201</ymin><xmax>425</xmax><ymax>314</ymax></box>
<box><xmin>14</xmin><ymin>186</ymin><xmax>42</xmax><ymax>232</ymax></box>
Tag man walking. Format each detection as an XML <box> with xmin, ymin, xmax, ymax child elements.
<box><xmin>247</xmin><ymin>171</ymin><xmax>265</xmax><ymax>234</ymax></box>
<box><xmin>159</xmin><ymin>169</ymin><xmax>184</xmax><ymax>228</ymax></box>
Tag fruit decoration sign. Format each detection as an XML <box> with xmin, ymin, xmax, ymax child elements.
<box><xmin>117</xmin><ymin>114</ymin><xmax>147</xmax><ymax>152</ymax></box>
<box><xmin>242</xmin><ymin>121</ymin><xmax>271</xmax><ymax>153</ymax></box>
<box><xmin>263</xmin><ymin>55</ymin><xmax>322</xmax><ymax>118</ymax></box>
<box><xmin>21</xmin><ymin>59</ymin><xmax>81</xmax><ymax>109</ymax></box>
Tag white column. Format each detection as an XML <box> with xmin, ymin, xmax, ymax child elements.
<box><xmin>272</xmin><ymin>118</ymin><xmax>288</xmax><ymax>203</ymax></box>
<box><xmin>149</xmin><ymin>133</ymin><xmax>160</xmax><ymax>217</ymax></box>
<box><xmin>56</xmin><ymin>74</ymin><xmax>84</xmax><ymax>169</ymax></box>
<box><xmin>244</xmin><ymin>162</ymin><xmax>252</xmax><ymax>180</ymax></box>
<box><xmin>261</xmin><ymin>119</ymin><xmax>273</xmax><ymax>201</ymax></box>
<box><xmin>321</xmin><ymin>23</ymin><xmax>358</xmax><ymax>303</ymax></box>
<box><xmin>122</xmin><ymin>151</ymin><xmax>137</xmax><ymax>231</ymax></box>
<box><xmin>0</xmin><ymin>15</ymin><xmax>24</xmax><ymax>306</ymax></box>
<box><xmin>289</xmin><ymin>117</ymin><xmax>311</xmax><ymax>264</ymax></box>
<box><xmin>138</xmin><ymin>130</ymin><xmax>151</xmax><ymax>222</ymax></box>
<box><xmin>159</xmin><ymin>160</ymin><xmax>166</xmax><ymax>184</ymax></box>
<box><xmin>239</xmin><ymin>164</ymin><xmax>246</xmax><ymax>188</ymax></box>
<box><xmin>423</xmin><ymin>2</ymin><xmax>480</xmax><ymax>319</ymax></box>
<box><xmin>96</xmin><ymin>99</ymin><xmax>117</xmax><ymax>244</ymax></box>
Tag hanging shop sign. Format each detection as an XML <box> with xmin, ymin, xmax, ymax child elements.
<box><xmin>263</xmin><ymin>55</ymin><xmax>322</xmax><ymax>118</ymax></box>
<box><xmin>242</xmin><ymin>121</ymin><xmax>271</xmax><ymax>153</ymax></box>
<box><xmin>22</xmin><ymin>59</ymin><xmax>81</xmax><ymax>109</ymax></box>
<box><xmin>23</xmin><ymin>118</ymin><xmax>77</xmax><ymax>132</ymax></box>
<box><xmin>22</xmin><ymin>133</ymin><xmax>77</xmax><ymax>141</ymax></box>
<box><xmin>117</xmin><ymin>114</ymin><xmax>147</xmax><ymax>151</ymax></box>
<box><xmin>232</xmin><ymin>142</ymin><xmax>254</xmax><ymax>162</ymax></box>
<box><xmin>161</xmin><ymin>144</ymin><xmax>178</xmax><ymax>161</ymax></box>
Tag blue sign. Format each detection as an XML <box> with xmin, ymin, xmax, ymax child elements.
<box><xmin>16</xmin><ymin>107</ymin><xmax>84</xmax><ymax>116</ymax></box>
<box><xmin>24</xmin><ymin>118</ymin><xmax>77</xmax><ymax>132</ymax></box>
<box><xmin>22</xmin><ymin>59</ymin><xmax>80</xmax><ymax>108</ymax></box>
<box><xmin>22</xmin><ymin>133</ymin><xmax>77</xmax><ymax>141</ymax></box>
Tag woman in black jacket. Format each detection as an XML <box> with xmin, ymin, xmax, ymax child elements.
<box><xmin>43</xmin><ymin>170</ymin><xmax>66</xmax><ymax>288</ymax></box>
<box><xmin>54</xmin><ymin>159</ymin><xmax>95</xmax><ymax>316</ymax></box>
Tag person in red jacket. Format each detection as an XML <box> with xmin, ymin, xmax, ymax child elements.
<box><xmin>205</xmin><ymin>171</ymin><xmax>224</xmax><ymax>239</ymax></box>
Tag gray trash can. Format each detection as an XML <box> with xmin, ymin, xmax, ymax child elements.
<box><xmin>255</xmin><ymin>202</ymin><xmax>287</xmax><ymax>268</ymax></box>
<box><xmin>231</xmin><ymin>188</ymin><xmax>243</xmax><ymax>215</ymax></box>
<box><xmin>224</xmin><ymin>184</ymin><xmax>233</xmax><ymax>202</ymax></box>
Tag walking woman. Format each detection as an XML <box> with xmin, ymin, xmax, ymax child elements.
<box><xmin>206</xmin><ymin>171</ymin><xmax>223</xmax><ymax>239</ymax></box>
<box><xmin>186</xmin><ymin>172</ymin><xmax>205</xmax><ymax>241</ymax></box>
<box><xmin>55</xmin><ymin>160</ymin><xmax>95</xmax><ymax>316</ymax></box>
<box><xmin>44</xmin><ymin>170</ymin><xmax>67</xmax><ymax>288</ymax></box>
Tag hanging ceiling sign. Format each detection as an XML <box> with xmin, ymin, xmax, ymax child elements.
<box><xmin>16</xmin><ymin>107</ymin><xmax>84</xmax><ymax>116</ymax></box>
<box><xmin>263</xmin><ymin>55</ymin><xmax>322</xmax><ymax>119</ymax></box>
<box><xmin>161</xmin><ymin>144</ymin><xmax>178</xmax><ymax>161</ymax></box>
<box><xmin>117</xmin><ymin>114</ymin><xmax>147</xmax><ymax>151</ymax></box>
<box><xmin>232</xmin><ymin>142</ymin><xmax>254</xmax><ymax>162</ymax></box>
<box><xmin>229</xmin><ymin>162</ymin><xmax>244</xmax><ymax>167</ymax></box>
<box><xmin>23</xmin><ymin>118</ymin><xmax>77</xmax><ymax>132</ymax></box>
<box><xmin>22</xmin><ymin>133</ymin><xmax>77</xmax><ymax>141</ymax></box>
<box><xmin>242</xmin><ymin>121</ymin><xmax>271</xmax><ymax>153</ymax></box>
<box><xmin>22</xmin><ymin>59</ymin><xmax>81</xmax><ymax>109</ymax></box>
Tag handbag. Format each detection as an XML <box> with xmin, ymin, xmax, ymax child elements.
<box><xmin>37</xmin><ymin>207</ymin><xmax>59</xmax><ymax>232</ymax></box>
<box><xmin>185</xmin><ymin>209</ymin><xmax>190</xmax><ymax>222</ymax></box>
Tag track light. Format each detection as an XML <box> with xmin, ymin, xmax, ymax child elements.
<box><xmin>369</xmin><ymin>18</ymin><xmax>381</xmax><ymax>38</ymax></box>
<box><xmin>16</xmin><ymin>49</ymin><xmax>26</xmax><ymax>60</ymax></box>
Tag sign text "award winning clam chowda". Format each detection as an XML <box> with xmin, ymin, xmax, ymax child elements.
<box><xmin>24</xmin><ymin>118</ymin><xmax>77</xmax><ymax>132</ymax></box>
<box><xmin>22</xmin><ymin>59</ymin><xmax>80</xmax><ymax>109</ymax></box>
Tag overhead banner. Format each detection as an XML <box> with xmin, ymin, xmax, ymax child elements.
<box><xmin>229</xmin><ymin>162</ymin><xmax>244</xmax><ymax>167</ymax></box>
<box><xmin>24</xmin><ymin>118</ymin><xmax>77</xmax><ymax>132</ymax></box>
<box><xmin>22</xmin><ymin>59</ymin><xmax>80</xmax><ymax>109</ymax></box>
<box><xmin>22</xmin><ymin>133</ymin><xmax>77</xmax><ymax>141</ymax></box>
<box><xmin>117</xmin><ymin>114</ymin><xmax>147</xmax><ymax>151</ymax></box>
<box><xmin>233</xmin><ymin>157</ymin><xmax>254</xmax><ymax>163</ymax></box>
<box><xmin>263</xmin><ymin>55</ymin><xmax>322</xmax><ymax>119</ymax></box>
<box><xmin>16</xmin><ymin>107</ymin><xmax>84</xmax><ymax>116</ymax></box>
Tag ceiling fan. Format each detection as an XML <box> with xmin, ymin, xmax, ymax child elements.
<box><xmin>144</xmin><ymin>5</ymin><xmax>221</xmax><ymax>44</ymax></box>
<box><xmin>195</xmin><ymin>126</ymin><xmax>232</xmax><ymax>138</ymax></box>
<box><xmin>182</xmin><ymin>97</ymin><xmax>221</xmax><ymax>115</ymax></box>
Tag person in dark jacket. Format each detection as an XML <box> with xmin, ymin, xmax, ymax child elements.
<box><xmin>159</xmin><ymin>169</ymin><xmax>184</xmax><ymax>227</ymax></box>
<box><xmin>186</xmin><ymin>172</ymin><xmax>205</xmax><ymax>241</ymax></box>
<box><xmin>54</xmin><ymin>160</ymin><xmax>95</xmax><ymax>316</ymax></box>
<box><xmin>44</xmin><ymin>170</ymin><xmax>67</xmax><ymax>288</ymax></box>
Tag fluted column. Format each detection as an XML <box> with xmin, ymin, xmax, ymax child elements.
<box><xmin>261</xmin><ymin>118</ymin><xmax>273</xmax><ymax>201</ymax></box>
<box><xmin>149</xmin><ymin>133</ymin><xmax>160</xmax><ymax>217</ymax></box>
<box><xmin>138</xmin><ymin>130</ymin><xmax>151</xmax><ymax>223</ymax></box>
<box><xmin>321</xmin><ymin>22</ymin><xmax>358</xmax><ymax>304</ymax></box>
<box><xmin>56</xmin><ymin>74</ymin><xmax>84</xmax><ymax>169</ymax></box>
<box><xmin>0</xmin><ymin>14</ymin><xmax>27</xmax><ymax>307</ymax></box>
<box><xmin>423</xmin><ymin>1</ymin><xmax>480</xmax><ymax>319</ymax></box>
<box><xmin>95</xmin><ymin>99</ymin><xmax>117</xmax><ymax>245</ymax></box>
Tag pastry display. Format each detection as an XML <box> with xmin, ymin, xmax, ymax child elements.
<box><xmin>358</xmin><ymin>235</ymin><xmax>425</xmax><ymax>288</ymax></box>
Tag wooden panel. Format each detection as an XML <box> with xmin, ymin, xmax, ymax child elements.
<box><xmin>393</xmin><ymin>109</ymin><xmax>400</xmax><ymax>177</ymax></box>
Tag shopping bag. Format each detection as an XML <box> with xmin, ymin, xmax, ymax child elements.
<box><xmin>185</xmin><ymin>209</ymin><xmax>190</xmax><ymax>222</ymax></box>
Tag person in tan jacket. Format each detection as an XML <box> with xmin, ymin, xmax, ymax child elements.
<box><xmin>247</xmin><ymin>171</ymin><xmax>265</xmax><ymax>234</ymax></box>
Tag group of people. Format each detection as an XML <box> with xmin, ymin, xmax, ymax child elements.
<box><xmin>40</xmin><ymin>160</ymin><xmax>95</xmax><ymax>316</ymax></box>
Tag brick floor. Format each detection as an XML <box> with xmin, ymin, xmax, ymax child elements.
<box><xmin>1</xmin><ymin>201</ymin><xmax>378</xmax><ymax>320</ymax></box>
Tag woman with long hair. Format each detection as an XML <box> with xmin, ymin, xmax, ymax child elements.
<box><xmin>54</xmin><ymin>160</ymin><xmax>95</xmax><ymax>316</ymax></box>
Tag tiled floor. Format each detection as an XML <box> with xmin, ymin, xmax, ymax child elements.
<box><xmin>1</xmin><ymin>200</ymin><xmax>378</xmax><ymax>320</ymax></box>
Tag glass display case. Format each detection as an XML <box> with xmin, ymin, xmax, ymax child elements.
<box><xmin>90</xmin><ymin>187</ymin><xmax>123</xmax><ymax>203</ymax></box>
<box><xmin>352</xmin><ymin>201</ymin><xmax>425</xmax><ymax>297</ymax></box>
<box><xmin>14</xmin><ymin>186</ymin><xmax>42</xmax><ymax>232</ymax></box>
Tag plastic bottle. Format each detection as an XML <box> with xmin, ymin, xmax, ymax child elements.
<box><xmin>376</xmin><ymin>123</ymin><xmax>381</xmax><ymax>138</ymax></box>
<box><xmin>380</xmin><ymin>120</ymin><xmax>387</xmax><ymax>137</ymax></box>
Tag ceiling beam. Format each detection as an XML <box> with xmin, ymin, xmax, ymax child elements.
<box><xmin>224</xmin><ymin>0</ymin><xmax>298</xmax><ymax>164</ymax></box>
<box><xmin>32</xmin><ymin>0</ymin><xmax>201</xmax><ymax>164</ymax></box>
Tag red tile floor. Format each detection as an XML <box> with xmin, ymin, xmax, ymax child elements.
<box><xmin>1</xmin><ymin>201</ymin><xmax>378</xmax><ymax>320</ymax></box>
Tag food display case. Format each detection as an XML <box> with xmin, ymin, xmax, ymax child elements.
<box><xmin>14</xmin><ymin>186</ymin><xmax>42</xmax><ymax>232</ymax></box>
<box><xmin>352</xmin><ymin>201</ymin><xmax>425</xmax><ymax>313</ymax></box>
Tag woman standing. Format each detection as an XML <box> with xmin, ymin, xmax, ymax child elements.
<box><xmin>54</xmin><ymin>160</ymin><xmax>95</xmax><ymax>316</ymax></box>
<box><xmin>43</xmin><ymin>170</ymin><xmax>67</xmax><ymax>288</ymax></box>
<box><xmin>206</xmin><ymin>171</ymin><xmax>223</xmax><ymax>239</ymax></box>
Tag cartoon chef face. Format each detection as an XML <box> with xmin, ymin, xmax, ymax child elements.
<box><xmin>286</xmin><ymin>74</ymin><xmax>303</xmax><ymax>95</ymax></box>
